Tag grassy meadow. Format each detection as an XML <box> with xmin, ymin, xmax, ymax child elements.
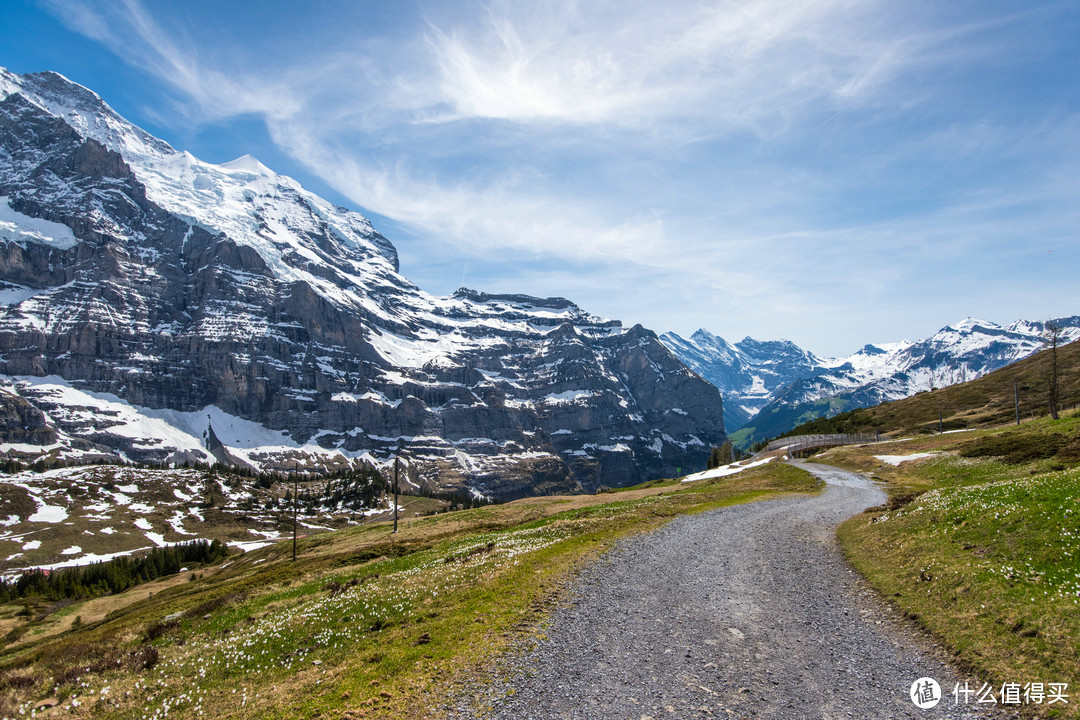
<box><xmin>5</xmin><ymin>384</ymin><xmax>1076</xmax><ymax>719</ymax></box>
<box><xmin>825</xmin><ymin>413</ymin><xmax>1080</xmax><ymax>718</ymax></box>
<box><xmin>0</xmin><ymin>461</ymin><xmax>820</xmax><ymax>719</ymax></box>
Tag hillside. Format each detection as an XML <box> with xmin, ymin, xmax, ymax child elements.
<box><xmin>779</xmin><ymin>338</ymin><xmax>1080</xmax><ymax>439</ymax></box>
<box><xmin>665</xmin><ymin>318</ymin><xmax>1080</xmax><ymax>448</ymax></box>
<box><xmin>816</xmin><ymin>412</ymin><xmax>1080</xmax><ymax>719</ymax></box>
<box><xmin>0</xmin><ymin>462</ymin><xmax>819</xmax><ymax>719</ymax></box>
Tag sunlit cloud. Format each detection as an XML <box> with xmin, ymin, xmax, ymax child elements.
<box><xmin>419</xmin><ymin>0</ymin><xmax>921</xmax><ymax>131</ymax></box>
<box><xmin>33</xmin><ymin>0</ymin><xmax>1080</xmax><ymax>355</ymax></box>
<box><xmin>44</xmin><ymin>0</ymin><xmax>300</xmax><ymax>122</ymax></box>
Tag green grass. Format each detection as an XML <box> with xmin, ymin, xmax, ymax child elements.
<box><xmin>830</xmin><ymin>416</ymin><xmax>1080</xmax><ymax>718</ymax></box>
<box><xmin>0</xmin><ymin>460</ymin><xmax>821</xmax><ymax>719</ymax></box>
<box><xmin>958</xmin><ymin>415</ymin><xmax>1080</xmax><ymax>465</ymax></box>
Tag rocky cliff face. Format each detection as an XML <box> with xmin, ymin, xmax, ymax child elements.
<box><xmin>0</xmin><ymin>68</ymin><xmax>725</xmax><ymax>498</ymax></box>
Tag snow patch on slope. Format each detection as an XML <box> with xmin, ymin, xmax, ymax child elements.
<box><xmin>8</xmin><ymin>375</ymin><xmax>368</xmax><ymax>467</ymax></box>
<box><xmin>874</xmin><ymin>452</ymin><xmax>940</xmax><ymax>466</ymax></box>
<box><xmin>682</xmin><ymin>456</ymin><xmax>775</xmax><ymax>482</ymax></box>
<box><xmin>0</xmin><ymin>196</ymin><xmax>79</xmax><ymax>249</ymax></box>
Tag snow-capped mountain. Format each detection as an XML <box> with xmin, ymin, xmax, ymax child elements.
<box><xmin>663</xmin><ymin>317</ymin><xmax>1079</xmax><ymax>445</ymax></box>
<box><xmin>658</xmin><ymin>329</ymin><xmax>827</xmax><ymax>431</ymax></box>
<box><xmin>0</xmin><ymin>68</ymin><xmax>725</xmax><ymax>498</ymax></box>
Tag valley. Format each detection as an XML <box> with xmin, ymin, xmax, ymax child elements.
<box><xmin>0</xmin><ymin>56</ymin><xmax>1074</xmax><ymax>720</ymax></box>
<box><xmin>0</xmin><ymin>458</ymin><xmax>821</xmax><ymax>718</ymax></box>
<box><xmin>2</xmin><ymin>407</ymin><xmax>1075</xmax><ymax>718</ymax></box>
<box><xmin>663</xmin><ymin>318</ymin><xmax>1080</xmax><ymax>448</ymax></box>
<box><xmin>0</xmin><ymin>462</ymin><xmax>432</xmax><ymax>577</ymax></box>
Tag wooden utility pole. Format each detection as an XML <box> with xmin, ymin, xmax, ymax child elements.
<box><xmin>1014</xmin><ymin>382</ymin><xmax>1021</xmax><ymax>425</ymax></box>
<box><xmin>292</xmin><ymin>469</ymin><xmax>298</xmax><ymax>561</ymax></box>
<box><xmin>393</xmin><ymin>456</ymin><xmax>400</xmax><ymax>534</ymax></box>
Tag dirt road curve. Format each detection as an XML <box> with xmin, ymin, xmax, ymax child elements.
<box><xmin>451</xmin><ymin>462</ymin><xmax>1004</xmax><ymax>720</ymax></box>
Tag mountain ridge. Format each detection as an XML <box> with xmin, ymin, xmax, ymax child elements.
<box><xmin>776</xmin><ymin>336</ymin><xmax>1080</xmax><ymax>438</ymax></box>
<box><xmin>0</xmin><ymin>66</ymin><xmax>726</xmax><ymax>498</ymax></box>
<box><xmin>663</xmin><ymin>316</ymin><xmax>1080</xmax><ymax>447</ymax></box>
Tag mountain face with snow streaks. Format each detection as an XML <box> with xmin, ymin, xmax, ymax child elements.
<box><xmin>0</xmin><ymin>68</ymin><xmax>725</xmax><ymax>498</ymax></box>
<box><xmin>664</xmin><ymin>317</ymin><xmax>1079</xmax><ymax>446</ymax></box>
<box><xmin>659</xmin><ymin>329</ymin><xmax>825</xmax><ymax>431</ymax></box>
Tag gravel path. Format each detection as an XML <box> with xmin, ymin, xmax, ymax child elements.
<box><xmin>451</xmin><ymin>462</ymin><xmax>1006</xmax><ymax>720</ymax></box>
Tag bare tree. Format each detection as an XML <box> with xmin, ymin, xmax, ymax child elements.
<box><xmin>1045</xmin><ymin>321</ymin><xmax>1061</xmax><ymax>420</ymax></box>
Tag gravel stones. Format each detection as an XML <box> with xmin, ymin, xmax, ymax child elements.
<box><xmin>450</xmin><ymin>462</ymin><xmax>1005</xmax><ymax>720</ymax></box>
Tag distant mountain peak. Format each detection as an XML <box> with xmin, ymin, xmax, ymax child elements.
<box><xmin>664</xmin><ymin>317</ymin><xmax>1080</xmax><ymax>445</ymax></box>
<box><xmin>689</xmin><ymin>328</ymin><xmax>722</xmax><ymax>342</ymax></box>
<box><xmin>950</xmin><ymin>317</ymin><xmax>993</xmax><ymax>332</ymax></box>
<box><xmin>219</xmin><ymin>154</ymin><xmax>276</xmax><ymax>177</ymax></box>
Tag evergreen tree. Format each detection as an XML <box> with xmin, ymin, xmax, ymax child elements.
<box><xmin>707</xmin><ymin>441</ymin><xmax>735</xmax><ymax>469</ymax></box>
<box><xmin>0</xmin><ymin>540</ymin><xmax>229</xmax><ymax>602</ymax></box>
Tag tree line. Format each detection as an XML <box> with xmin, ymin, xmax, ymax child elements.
<box><xmin>707</xmin><ymin>440</ymin><xmax>749</xmax><ymax>469</ymax></box>
<box><xmin>0</xmin><ymin>539</ymin><xmax>229</xmax><ymax>602</ymax></box>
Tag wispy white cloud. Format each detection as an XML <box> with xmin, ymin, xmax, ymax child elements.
<box><xmin>36</xmin><ymin>0</ymin><xmax>1080</xmax><ymax>354</ymax></box>
<box><xmin>419</xmin><ymin>0</ymin><xmax>922</xmax><ymax>131</ymax></box>
<box><xmin>44</xmin><ymin>0</ymin><xmax>300</xmax><ymax>121</ymax></box>
<box><xmin>45</xmin><ymin>0</ymin><xmax>940</xmax><ymax>134</ymax></box>
<box><xmin>270</xmin><ymin>119</ymin><xmax>670</xmax><ymax>262</ymax></box>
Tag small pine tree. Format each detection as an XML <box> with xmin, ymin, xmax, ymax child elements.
<box><xmin>707</xmin><ymin>447</ymin><xmax>720</xmax><ymax>469</ymax></box>
<box><xmin>707</xmin><ymin>442</ymin><xmax>735</xmax><ymax>469</ymax></box>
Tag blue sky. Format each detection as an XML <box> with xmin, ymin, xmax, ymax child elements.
<box><xmin>2</xmin><ymin>0</ymin><xmax>1078</xmax><ymax>357</ymax></box>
